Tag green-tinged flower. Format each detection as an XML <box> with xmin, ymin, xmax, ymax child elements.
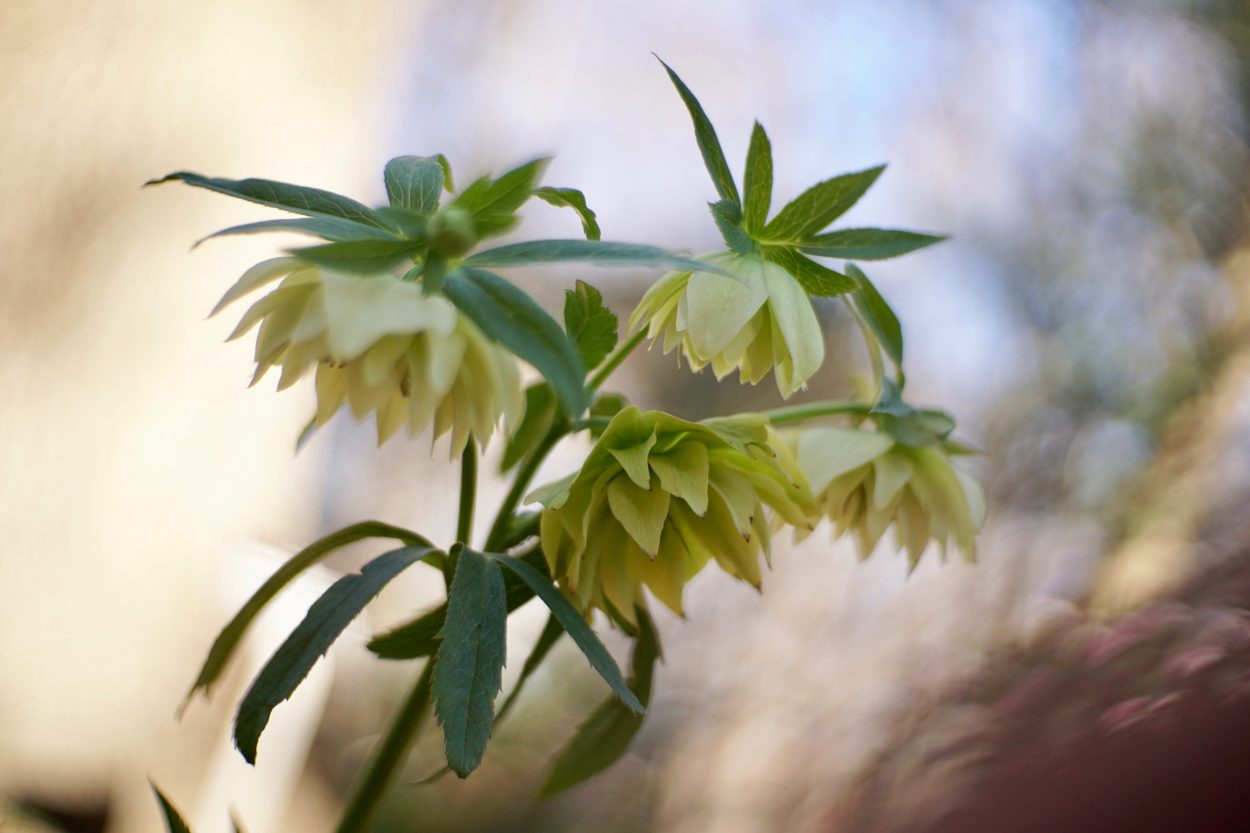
<box><xmin>214</xmin><ymin>257</ymin><xmax>523</xmax><ymax>454</ymax></box>
<box><xmin>529</xmin><ymin>407</ymin><xmax>815</xmax><ymax>622</ymax></box>
<box><xmin>628</xmin><ymin>250</ymin><xmax>825</xmax><ymax>398</ymax></box>
<box><xmin>788</xmin><ymin>427</ymin><xmax>986</xmax><ymax>566</ymax></box>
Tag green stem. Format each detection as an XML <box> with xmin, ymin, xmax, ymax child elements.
<box><xmin>485</xmin><ymin>423</ymin><xmax>564</xmax><ymax>552</ymax></box>
<box><xmin>457</xmin><ymin>441</ymin><xmax>477</xmax><ymax>546</ymax></box>
<box><xmin>332</xmin><ymin>662</ymin><xmax>434</xmax><ymax>833</ymax></box>
<box><xmin>590</xmin><ymin>328</ymin><xmax>647</xmax><ymax>391</ymax></box>
<box><xmin>763</xmin><ymin>399</ymin><xmax>874</xmax><ymax>426</ymax></box>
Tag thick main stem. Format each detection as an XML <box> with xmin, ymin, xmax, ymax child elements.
<box><xmin>763</xmin><ymin>399</ymin><xmax>873</xmax><ymax>426</ymax></box>
<box><xmin>332</xmin><ymin>662</ymin><xmax>434</xmax><ymax>833</ymax></box>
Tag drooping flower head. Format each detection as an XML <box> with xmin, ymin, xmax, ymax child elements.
<box><xmin>530</xmin><ymin>407</ymin><xmax>815</xmax><ymax>622</ymax></box>
<box><xmin>629</xmin><ymin>251</ymin><xmax>825</xmax><ymax>398</ymax></box>
<box><xmin>215</xmin><ymin>257</ymin><xmax>523</xmax><ymax>454</ymax></box>
<box><xmin>788</xmin><ymin>426</ymin><xmax>986</xmax><ymax>566</ymax></box>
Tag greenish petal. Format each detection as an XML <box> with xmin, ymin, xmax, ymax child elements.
<box><xmin>607</xmin><ymin>475</ymin><xmax>670</xmax><ymax>556</ymax></box>
<box><xmin>684</xmin><ymin>253</ymin><xmax>767</xmax><ymax>358</ymax></box>
<box><xmin>797</xmin><ymin>428</ymin><xmax>894</xmax><ymax>492</ymax></box>
<box><xmin>649</xmin><ymin>441</ymin><xmax>710</xmax><ymax>515</ymax></box>
<box><xmin>871</xmin><ymin>450</ymin><xmax>914</xmax><ymax>509</ymax></box>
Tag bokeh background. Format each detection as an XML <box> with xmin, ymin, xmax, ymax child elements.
<box><xmin>4</xmin><ymin>1</ymin><xmax>1250</xmax><ymax>831</ymax></box>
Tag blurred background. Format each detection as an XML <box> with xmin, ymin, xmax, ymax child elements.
<box><xmin>4</xmin><ymin>1</ymin><xmax>1250</xmax><ymax>831</ymax></box>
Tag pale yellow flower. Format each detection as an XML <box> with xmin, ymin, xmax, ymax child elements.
<box><xmin>214</xmin><ymin>257</ymin><xmax>522</xmax><ymax>454</ymax></box>
<box><xmin>790</xmin><ymin>427</ymin><xmax>986</xmax><ymax>566</ymax></box>
<box><xmin>628</xmin><ymin>251</ymin><xmax>824</xmax><ymax>398</ymax></box>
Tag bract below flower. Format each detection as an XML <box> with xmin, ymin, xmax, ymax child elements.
<box><xmin>214</xmin><ymin>257</ymin><xmax>522</xmax><ymax>455</ymax></box>
<box><xmin>529</xmin><ymin>407</ymin><xmax>815</xmax><ymax>623</ymax></box>
<box><xmin>789</xmin><ymin>426</ymin><xmax>986</xmax><ymax>565</ymax></box>
<box><xmin>627</xmin><ymin>251</ymin><xmax>825</xmax><ymax>398</ymax></box>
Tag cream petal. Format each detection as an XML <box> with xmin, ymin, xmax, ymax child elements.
<box><xmin>797</xmin><ymin>428</ymin><xmax>894</xmax><ymax>492</ymax></box>
<box><xmin>760</xmin><ymin>258</ymin><xmax>824</xmax><ymax>397</ymax></box>
<box><xmin>319</xmin><ymin>272</ymin><xmax>458</xmax><ymax>361</ymax></box>
<box><xmin>684</xmin><ymin>253</ymin><xmax>767</xmax><ymax>358</ymax></box>
<box><xmin>211</xmin><ymin>257</ymin><xmax>303</xmax><ymax>316</ymax></box>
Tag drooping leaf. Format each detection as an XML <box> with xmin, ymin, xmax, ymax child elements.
<box><xmin>501</xmin><ymin>383</ymin><xmax>558</xmax><ymax>473</ymax></box>
<box><xmin>289</xmin><ymin>238</ymin><xmax>426</xmax><ymax>273</ymax></box>
<box><xmin>146</xmin><ymin>171</ymin><xmax>392</xmax><ymax>229</ymax></box>
<box><xmin>384</xmin><ymin>155</ymin><xmax>447</xmax><ymax>216</ymax></box>
<box><xmin>742</xmin><ymin>121</ymin><xmax>773</xmax><ymax>233</ymax></box>
<box><xmin>442</xmin><ymin>267</ymin><xmax>589</xmax><ymax>416</ymax></box>
<box><xmin>431</xmin><ymin>546</ymin><xmax>508</xmax><ymax>778</ymax></box>
<box><xmin>183</xmin><ymin>521</ymin><xmax>431</xmax><ymax>708</ymax></box>
<box><xmin>762</xmin><ymin>165</ymin><xmax>885</xmax><ymax>242</ymax></box>
<box><xmin>193</xmin><ymin>217</ymin><xmax>402</xmax><ymax>249</ymax></box>
<box><xmin>656</xmin><ymin>57</ymin><xmax>740</xmax><ymax>205</ymax></box>
<box><xmin>533</xmin><ymin>187</ymin><xmax>601</xmax><ymax>240</ymax></box>
<box><xmin>847</xmin><ymin>263</ymin><xmax>903</xmax><ymax>369</ymax></box>
<box><xmin>494</xmin><ymin>613</ymin><xmax>565</xmax><ymax>726</ymax></box>
<box><xmin>708</xmin><ymin>199</ymin><xmax>753</xmax><ymax>255</ymax></box>
<box><xmin>490</xmin><ymin>553</ymin><xmax>642</xmax><ymax>713</ymax></box>
<box><xmin>465</xmin><ymin>239</ymin><xmax>722</xmax><ymax>275</ymax></box>
<box><xmin>563</xmin><ymin>280</ymin><xmax>619</xmax><ymax>370</ymax></box>
<box><xmin>539</xmin><ymin>607</ymin><xmax>661</xmax><ymax>796</ymax></box>
<box><xmin>151</xmin><ymin>783</ymin><xmax>193</xmax><ymax>833</ymax></box>
<box><xmin>234</xmin><ymin>545</ymin><xmax>437</xmax><ymax>763</ymax></box>
<box><xmin>800</xmin><ymin>227</ymin><xmax>945</xmax><ymax>260</ymax></box>
<box><xmin>762</xmin><ymin>246</ymin><xmax>855</xmax><ymax>297</ymax></box>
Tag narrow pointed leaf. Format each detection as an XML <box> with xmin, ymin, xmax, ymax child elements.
<box><xmin>289</xmin><ymin>239</ymin><xmax>425</xmax><ymax>273</ymax></box>
<box><xmin>235</xmin><ymin>545</ymin><xmax>437</xmax><ymax>763</ymax></box>
<box><xmin>465</xmin><ymin>239</ymin><xmax>722</xmax><ymax>275</ymax></box>
<box><xmin>847</xmin><ymin>263</ymin><xmax>903</xmax><ymax>368</ymax></box>
<box><xmin>533</xmin><ymin>187</ymin><xmax>601</xmax><ymax>240</ymax></box>
<box><xmin>442</xmin><ymin>266</ymin><xmax>589</xmax><ymax>415</ymax></box>
<box><xmin>763</xmin><ymin>165</ymin><xmax>886</xmax><ymax>242</ymax></box>
<box><xmin>539</xmin><ymin>607</ymin><xmax>661</xmax><ymax>795</ymax></box>
<box><xmin>800</xmin><ymin>227</ymin><xmax>945</xmax><ymax>260</ymax></box>
<box><xmin>742</xmin><ymin>121</ymin><xmax>773</xmax><ymax>232</ymax></box>
<box><xmin>762</xmin><ymin>246</ymin><xmax>855</xmax><ymax>297</ymax></box>
<box><xmin>431</xmin><ymin>547</ymin><xmax>508</xmax><ymax>777</ymax></box>
<box><xmin>454</xmin><ymin>158</ymin><xmax>550</xmax><ymax>237</ymax></box>
<box><xmin>709</xmin><ymin>199</ymin><xmax>753</xmax><ymax>255</ymax></box>
<box><xmin>151</xmin><ymin>784</ymin><xmax>193</xmax><ymax>833</ymax></box>
<box><xmin>563</xmin><ymin>279</ymin><xmax>619</xmax><ymax>370</ymax></box>
<box><xmin>656</xmin><ymin>58</ymin><xmax>740</xmax><ymax>205</ymax></box>
<box><xmin>146</xmin><ymin>171</ymin><xmax>392</xmax><ymax>229</ymax></box>
<box><xmin>193</xmin><ymin>217</ymin><xmax>402</xmax><ymax>249</ymax></box>
<box><xmin>501</xmin><ymin>384</ymin><xmax>557</xmax><ymax>473</ymax></box>
<box><xmin>490</xmin><ymin>553</ymin><xmax>642</xmax><ymax>713</ymax></box>
<box><xmin>384</xmin><ymin>155</ymin><xmax>446</xmax><ymax>215</ymax></box>
<box><xmin>184</xmin><ymin>521</ymin><xmax>431</xmax><ymax>707</ymax></box>
<box><xmin>495</xmin><ymin>613</ymin><xmax>565</xmax><ymax>726</ymax></box>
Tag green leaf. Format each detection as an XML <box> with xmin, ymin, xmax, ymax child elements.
<box><xmin>151</xmin><ymin>783</ymin><xmax>193</xmax><ymax>833</ymax></box>
<box><xmin>373</xmin><ymin>206</ymin><xmax>428</xmax><ymax>238</ymax></box>
<box><xmin>384</xmin><ymin>155</ymin><xmax>447</xmax><ymax>216</ymax></box>
<box><xmin>230</xmin><ymin>813</ymin><xmax>249</xmax><ymax>833</ymax></box>
<box><xmin>762</xmin><ymin>165</ymin><xmax>885</xmax><ymax>242</ymax></box>
<box><xmin>762</xmin><ymin>246</ymin><xmax>855</xmax><ymax>297</ymax></box>
<box><xmin>533</xmin><ymin>187</ymin><xmax>601</xmax><ymax>240</ymax></box>
<box><xmin>442</xmin><ymin>267</ymin><xmax>589</xmax><ymax>416</ymax></box>
<box><xmin>465</xmin><ymin>239</ymin><xmax>722</xmax><ymax>276</ymax></box>
<box><xmin>235</xmin><ymin>545</ymin><xmax>436</xmax><ymax>763</ymax></box>
<box><xmin>847</xmin><ymin>263</ymin><xmax>903</xmax><ymax>368</ymax></box>
<box><xmin>146</xmin><ymin>171</ymin><xmax>392</xmax><ymax>229</ymax></box>
<box><xmin>490</xmin><ymin>553</ymin><xmax>642</xmax><ymax>713</ymax></box>
<box><xmin>454</xmin><ymin>158</ymin><xmax>550</xmax><ymax>237</ymax></box>
<box><xmin>183</xmin><ymin>521</ymin><xmax>431</xmax><ymax>709</ymax></box>
<box><xmin>800</xmin><ymin>227</ymin><xmax>945</xmax><ymax>260</ymax></box>
<box><xmin>501</xmin><ymin>384</ymin><xmax>558</xmax><ymax>473</ymax></box>
<box><xmin>709</xmin><ymin>199</ymin><xmax>753</xmax><ymax>255</ymax></box>
<box><xmin>656</xmin><ymin>57</ymin><xmax>740</xmax><ymax>205</ymax></box>
<box><xmin>494</xmin><ymin>613</ymin><xmax>565</xmax><ymax>726</ymax></box>
<box><xmin>742</xmin><ymin>121</ymin><xmax>773</xmax><ymax>232</ymax></box>
<box><xmin>193</xmin><ymin>217</ymin><xmax>402</xmax><ymax>249</ymax></box>
<box><xmin>289</xmin><ymin>239</ymin><xmax>426</xmax><ymax>273</ymax></box>
<box><xmin>539</xmin><ymin>607</ymin><xmax>661</xmax><ymax>796</ymax></box>
<box><xmin>431</xmin><ymin>546</ymin><xmax>508</xmax><ymax>778</ymax></box>
<box><xmin>436</xmin><ymin>155</ymin><xmax>455</xmax><ymax>191</ymax></box>
<box><xmin>563</xmin><ymin>280</ymin><xmax>619</xmax><ymax>370</ymax></box>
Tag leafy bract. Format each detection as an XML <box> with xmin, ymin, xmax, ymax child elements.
<box><xmin>384</xmin><ymin>155</ymin><xmax>447</xmax><ymax>216</ymax></box>
<box><xmin>847</xmin><ymin>263</ymin><xmax>903</xmax><ymax>370</ymax></box>
<box><xmin>800</xmin><ymin>227</ymin><xmax>945</xmax><ymax>260</ymax></box>
<box><xmin>563</xmin><ymin>280</ymin><xmax>619</xmax><ymax>370</ymax></box>
<box><xmin>657</xmin><ymin>57</ymin><xmax>740</xmax><ymax>206</ymax></box>
<box><xmin>762</xmin><ymin>246</ymin><xmax>855</xmax><ymax>297</ymax></box>
<box><xmin>288</xmin><ymin>238</ymin><xmax>426</xmax><ymax>273</ymax></box>
<box><xmin>763</xmin><ymin>165</ymin><xmax>885</xmax><ymax>243</ymax></box>
<box><xmin>533</xmin><ymin>187</ymin><xmax>601</xmax><ymax>240</ymax></box>
<box><xmin>193</xmin><ymin>217</ymin><xmax>402</xmax><ymax>249</ymax></box>
<box><xmin>146</xmin><ymin>172</ymin><xmax>393</xmax><ymax>229</ymax></box>
<box><xmin>465</xmin><ymin>239</ymin><xmax>720</xmax><ymax>275</ymax></box>
<box><xmin>742</xmin><ymin>121</ymin><xmax>774</xmax><ymax>233</ymax></box>
<box><xmin>709</xmin><ymin>199</ymin><xmax>753</xmax><ymax>255</ymax></box>
<box><xmin>151</xmin><ymin>784</ymin><xmax>193</xmax><ymax>833</ymax></box>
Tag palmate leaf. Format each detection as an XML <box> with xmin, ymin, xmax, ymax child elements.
<box><xmin>384</xmin><ymin>155</ymin><xmax>448</xmax><ymax>216</ymax></box>
<box><xmin>183</xmin><ymin>521</ymin><xmax>432</xmax><ymax>710</ymax></box>
<box><xmin>800</xmin><ymin>227</ymin><xmax>946</xmax><ymax>260</ymax></box>
<box><xmin>709</xmin><ymin>199</ymin><xmax>753</xmax><ymax>255</ymax></box>
<box><xmin>454</xmin><ymin>157</ymin><xmax>550</xmax><ymax>237</ymax></box>
<box><xmin>235</xmin><ymin>545</ymin><xmax>437</xmax><ymax>763</ymax></box>
<box><xmin>656</xmin><ymin>57</ymin><xmax>740</xmax><ymax>206</ymax></box>
<box><xmin>431</xmin><ymin>547</ymin><xmax>508</xmax><ymax>778</ymax></box>
<box><xmin>563</xmin><ymin>279</ymin><xmax>619</xmax><ymax>370</ymax></box>
<box><xmin>763</xmin><ymin>165</ymin><xmax>886</xmax><ymax>243</ymax></box>
<box><xmin>742</xmin><ymin>121</ymin><xmax>774</xmax><ymax>233</ymax></box>
<box><xmin>762</xmin><ymin>246</ymin><xmax>855</xmax><ymax>297</ymax></box>
<box><xmin>533</xmin><ymin>187</ymin><xmax>601</xmax><ymax>240</ymax></box>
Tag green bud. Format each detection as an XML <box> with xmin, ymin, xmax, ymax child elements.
<box><xmin>426</xmin><ymin>206</ymin><xmax>478</xmax><ymax>257</ymax></box>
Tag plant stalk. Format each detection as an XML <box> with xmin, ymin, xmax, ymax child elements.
<box><xmin>590</xmin><ymin>327</ymin><xmax>646</xmax><ymax>390</ymax></box>
<box><xmin>762</xmin><ymin>399</ymin><xmax>873</xmax><ymax>426</ymax></box>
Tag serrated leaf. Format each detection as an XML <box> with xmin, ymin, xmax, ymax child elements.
<box><xmin>533</xmin><ymin>187</ymin><xmax>601</xmax><ymax>240</ymax></box>
<box><xmin>431</xmin><ymin>547</ymin><xmax>508</xmax><ymax>778</ymax></box>
<box><xmin>539</xmin><ymin>607</ymin><xmax>661</xmax><ymax>796</ymax></box>
<box><xmin>384</xmin><ymin>155</ymin><xmax>446</xmax><ymax>216</ymax></box>
<box><xmin>151</xmin><ymin>783</ymin><xmax>193</xmax><ymax>833</ymax></box>
<box><xmin>501</xmin><ymin>383</ymin><xmax>558</xmax><ymax>473</ymax></box>
<box><xmin>184</xmin><ymin>521</ymin><xmax>430</xmax><ymax>709</ymax></box>
<box><xmin>494</xmin><ymin>613</ymin><xmax>565</xmax><ymax>726</ymax></box>
<box><xmin>442</xmin><ymin>267</ymin><xmax>589</xmax><ymax>416</ymax></box>
<box><xmin>762</xmin><ymin>165</ymin><xmax>885</xmax><ymax>242</ymax></box>
<box><xmin>146</xmin><ymin>171</ymin><xmax>392</xmax><ymax>229</ymax></box>
<box><xmin>289</xmin><ymin>238</ymin><xmax>426</xmax><ymax>273</ymax></box>
<box><xmin>709</xmin><ymin>199</ymin><xmax>753</xmax><ymax>255</ymax></box>
<box><xmin>453</xmin><ymin>158</ymin><xmax>550</xmax><ymax>238</ymax></box>
<box><xmin>800</xmin><ymin>227</ymin><xmax>945</xmax><ymax>260</ymax></box>
<box><xmin>656</xmin><ymin>57</ymin><xmax>740</xmax><ymax>205</ymax></box>
<box><xmin>847</xmin><ymin>263</ymin><xmax>903</xmax><ymax>368</ymax></box>
<box><xmin>235</xmin><ymin>545</ymin><xmax>436</xmax><ymax>763</ymax></box>
<box><xmin>465</xmin><ymin>239</ymin><xmax>724</xmax><ymax>276</ymax></box>
<box><xmin>193</xmin><ymin>217</ymin><xmax>402</xmax><ymax>249</ymax></box>
<box><xmin>490</xmin><ymin>554</ymin><xmax>642</xmax><ymax>713</ymax></box>
<box><xmin>762</xmin><ymin>246</ymin><xmax>855</xmax><ymax>296</ymax></box>
<box><xmin>563</xmin><ymin>280</ymin><xmax>619</xmax><ymax>370</ymax></box>
<box><xmin>742</xmin><ymin>121</ymin><xmax>773</xmax><ymax>232</ymax></box>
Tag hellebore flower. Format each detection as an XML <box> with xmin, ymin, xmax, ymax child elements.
<box><xmin>789</xmin><ymin>426</ymin><xmax>986</xmax><ymax>566</ymax></box>
<box><xmin>628</xmin><ymin>250</ymin><xmax>824</xmax><ymax>398</ymax></box>
<box><xmin>529</xmin><ymin>407</ymin><xmax>815</xmax><ymax>622</ymax></box>
<box><xmin>214</xmin><ymin>257</ymin><xmax>523</xmax><ymax>454</ymax></box>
